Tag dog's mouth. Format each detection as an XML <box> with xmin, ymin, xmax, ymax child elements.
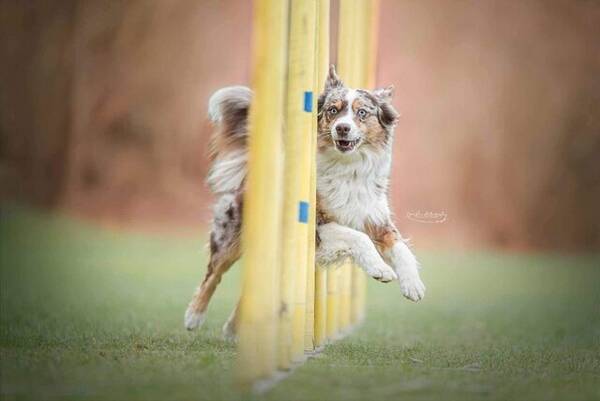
<box><xmin>335</xmin><ymin>139</ymin><xmax>360</xmax><ymax>152</ymax></box>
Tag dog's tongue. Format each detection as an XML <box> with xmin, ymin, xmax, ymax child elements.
<box><xmin>336</xmin><ymin>140</ymin><xmax>355</xmax><ymax>152</ymax></box>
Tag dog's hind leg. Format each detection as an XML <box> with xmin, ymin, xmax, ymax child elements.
<box><xmin>316</xmin><ymin>222</ymin><xmax>397</xmax><ymax>282</ymax></box>
<box><xmin>185</xmin><ymin>193</ymin><xmax>242</xmax><ymax>330</ymax></box>
<box><xmin>184</xmin><ymin>242</ymin><xmax>239</xmax><ymax>330</ymax></box>
<box><xmin>222</xmin><ymin>299</ymin><xmax>240</xmax><ymax>341</ymax></box>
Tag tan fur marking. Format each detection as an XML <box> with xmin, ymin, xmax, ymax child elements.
<box><xmin>316</xmin><ymin>194</ymin><xmax>336</xmax><ymax>247</ymax></box>
<box><xmin>316</xmin><ymin>194</ymin><xmax>334</xmax><ymax>226</ymax></box>
<box><xmin>364</xmin><ymin>221</ymin><xmax>400</xmax><ymax>253</ymax></box>
<box><xmin>186</xmin><ymin>191</ymin><xmax>243</xmax><ymax>319</ymax></box>
<box><xmin>351</xmin><ymin>96</ymin><xmax>389</xmax><ymax>149</ymax></box>
<box><xmin>187</xmin><ymin>240</ymin><xmax>240</xmax><ymax>316</ymax></box>
<box><xmin>331</xmin><ymin>100</ymin><xmax>344</xmax><ymax>113</ymax></box>
<box><xmin>318</xmin><ymin>88</ymin><xmax>349</xmax><ymax>151</ymax></box>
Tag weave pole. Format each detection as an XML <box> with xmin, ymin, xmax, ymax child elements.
<box><xmin>336</xmin><ymin>0</ymin><xmax>359</xmax><ymax>335</ymax></box>
<box><xmin>304</xmin><ymin>0</ymin><xmax>325</xmax><ymax>353</ymax></box>
<box><xmin>237</xmin><ymin>0</ymin><xmax>289</xmax><ymax>387</ymax></box>
<box><xmin>286</xmin><ymin>0</ymin><xmax>318</xmax><ymax>362</ymax></box>
<box><xmin>326</xmin><ymin>264</ymin><xmax>341</xmax><ymax>339</ymax></box>
<box><xmin>336</xmin><ymin>0</ymin><xmax>379</xmax><ymax>331</ymax></box>
<box><xmin>353</xmin><ymin>0</ymin><xmax>379</xmax><ymax>324</ymax></box>
<box><xmin>237</xmin><ymin>0</ymin><xmax>380</xmax><ymax>389</ymax></box>
<box><xmin>312</xmin><ymin>0</ymin><xmax>330</xmax><ymax>350</ymax></box>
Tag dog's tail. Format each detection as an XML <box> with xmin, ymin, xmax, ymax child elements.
<box><xmin>206</xmin><ymin>86</ymin><xmax>251</xmax><ymax>194</ymax></box>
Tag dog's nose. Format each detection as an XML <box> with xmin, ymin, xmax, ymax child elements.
<box><xmin>335</xmin><ymin>123</ymin><xmax>351</xmax><ymax>137</ymax></box>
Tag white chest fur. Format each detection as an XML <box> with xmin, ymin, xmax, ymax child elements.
<box><xmin>317</xmin><ymin>147</ymin><xmax>392</xmax><ymax>230</ymax></box>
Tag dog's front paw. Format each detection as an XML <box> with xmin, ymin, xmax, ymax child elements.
<box><xmin>366</xmin><ymin>262</ymin><xmax>398</xmax><ymax>283</ymax></box>
<box><xmin>398</xmin><ymin>272</ymin><xmax>426</xmax><ymax>302</ymax></box>
<box><xmin>184</xmin><ymin>306</ymin><xmax>206</xmax><ymax>330</ymax></box>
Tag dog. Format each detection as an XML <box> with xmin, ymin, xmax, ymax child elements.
<box><xmin>185</xmin><ymin>66</ymin><xmax>425</xmax><ymax>338</ymax></box>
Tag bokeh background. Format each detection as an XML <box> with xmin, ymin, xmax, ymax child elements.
<box><xmin>2</xmin><ymin>0</ymin><xmax>599</xmax><ymax>251</ymax></box>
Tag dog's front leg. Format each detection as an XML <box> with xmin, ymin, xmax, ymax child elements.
<box><xmin>366</xmin><ymin>222</ymin><xmax>426</xmax><ymax>301</ymax></box>
<box><xmin>316</xmin><ymin>222</ymin><xmax>397</xmax><ymax>282</ymax></box>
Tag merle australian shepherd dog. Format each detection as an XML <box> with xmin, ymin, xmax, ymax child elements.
<box><xmin>185</xmin><ymin>66</ymin><xmax>425</xmax><ymax>337</ymax></box>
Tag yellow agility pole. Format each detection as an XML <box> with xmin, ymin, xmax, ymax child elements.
<box><xmin>339</xmin><ymin>262</ymin><xmax>352</xmax><ymax>331</ymax></box>
<box><xmin>312</xmin><ymin>0</ymin><xmax>330</xmax><ymax>349</ymax></box>
<box><xmin>326</xmin><ymin>265</ymin><xmax>340</xmax><ymax>339</ymax></box>
<box><xmin>304</xmin><ymin>0</ymin><xmax>318</xmax><ymax>352</ymax></box>
<box><xmin>351</xmin><ymin>264</ymin><xmax>366</xmax><ymax>324</ymax></box>
<box><xmin>352</xmin><ymin>0</ymin><xmax>379</xmax><ymax>325</ymax></box>
<box><xmin>286</xmin><ymin>0</ymin><xmax>318</xmax><ymax>362</ymax></box>
<box><xmin>238</xmin><ymin>0</ymin><xmax>379</xmax><ymax>388</ymax></box>
<box><xmin>365</xmin><ymin>0</ymin><xmax>380</xmax><ymax>89</ymax></box>
<box><xmin>348</xmin><ymin>0</ymin><xmax>366</xmax><ymax>328</ymax></box>
<box><xmin>237</xmin><ymin>0</ymin><xmax>289</xmax><ymax>387</ymax></box>
<box><xmin>336</xmin><ymin>0</ymin><xmax>379</xmax><ymax>331</ymax></box>
<box><xmin>336</xmin><ymin>0</ymin><xmax>359</xmax><ymax>334</ymax></box>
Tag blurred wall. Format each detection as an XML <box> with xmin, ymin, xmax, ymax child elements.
<box><xmin>1</xmin><ymin>0</ymin><xmax>598</xmax><ymax>250</ymax></box>
<box><xmin>1</xmin><ymin>0</ymin><xmax>252</xmax><ymax>225</ymax></box>
<box><xmin>378</xmin><ymin>0</ymin><xmax>600</xmax><ymax>250</ymax></box>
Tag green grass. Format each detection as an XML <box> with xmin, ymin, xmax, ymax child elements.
<box><xmin>1</xmin><ymin>206</ymin><xmax>599</xmax><ymax>401</ymax></box>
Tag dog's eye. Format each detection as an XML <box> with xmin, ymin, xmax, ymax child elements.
<box><xmin>327</xmin><ymin>107</ymin><xmax>338</xmax><ymax>115</ymax></box>
<box><xmin>357</xmin><ymin>109</ymin><xmax>368</xmax><ymax>119</ymax></box>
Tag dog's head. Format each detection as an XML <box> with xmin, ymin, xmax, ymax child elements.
<box><xmin>317</xmin><ymin>65</ymin><xmax>399</xmax><ymax>155</ymax></box>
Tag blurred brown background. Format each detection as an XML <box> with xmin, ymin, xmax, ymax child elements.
<box><xmin>1</xmin><ymin>0</ymin><xmax>599</xmax><ymax>251</ymax></box>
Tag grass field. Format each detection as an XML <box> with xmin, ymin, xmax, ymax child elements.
<box><xmin>1</xmin><ymin>206</ymin><xmax>599</xmax><ymax>401</ymax></box>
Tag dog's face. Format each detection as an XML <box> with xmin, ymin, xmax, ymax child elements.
<box><xmin>318</xmin><ymin>66</ymin><xmax>399</xmax><ymax>155</ymax></box>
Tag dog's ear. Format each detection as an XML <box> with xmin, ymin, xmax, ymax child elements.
<box><xmin>319</xmin><ymin>66</ymin><xmax>341</xmax><ymax>117</ymax></box>
<box><xmin>318</xmin><ymin>93</ymin><xmax>326</xmax><ymax>117</ymax></box>
<box><xmin>372</xmin><ymin>85</ymin><xmax>398</xmax><ymax>128</ymax></box>
<box><xmin>372</xmin><ymin>85</ymin><xmax>394</xmax><ymax>101</ymax></box>
<box><xmin>324</xmin><ymin>65</ymin><xmax>343</xmax><ymax>90</ymax></box>
<box><xmin>378</xmin><ymin>101</ymin><xmax>399</xmax><ymax>128</ymax></box>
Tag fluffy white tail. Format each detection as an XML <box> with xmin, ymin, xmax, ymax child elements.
<box><xmin>206</xmin><ymin>86</ymin><xmax>252</xmax><ymax>194</ymax></box>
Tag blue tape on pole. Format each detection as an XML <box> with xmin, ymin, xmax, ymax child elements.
<box><xmin>298</xmin><ymin>201</ymin><xmax>309</xmax><ymax>223</ymax></box>
<box><xmin>303</xmin><ymin>91</ymin><xmax>313</xmax><ymax>112</ymax></box>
